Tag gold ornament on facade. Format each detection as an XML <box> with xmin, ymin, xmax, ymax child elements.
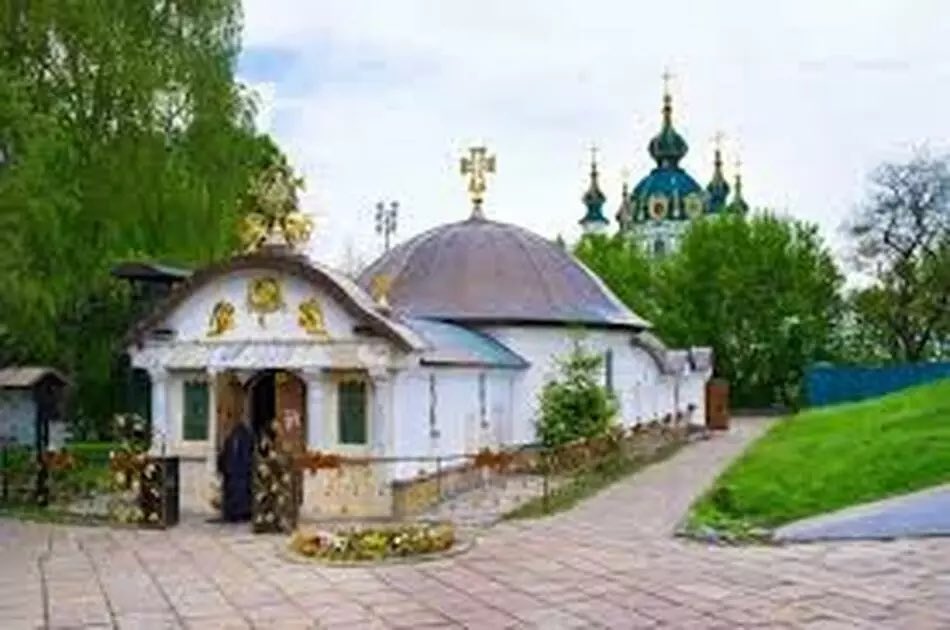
<box><xmin>247</xmin><ymin>277</ymin><xmax>284</xmax><ymax>326</ymax></box>
<box><xmin>238</xmin><ymin>160</ymin><xmax>313</xmax><ymax>252</ymax></box>
<box><xmin>298</xmin><ymin>298</ymin><xmax>329</xmax><ymax>339</ymax></box>
<box><xmin>207</xmin><ymin>301</ymin><xmax>236</xmax><ymax>337</ymax></box>
<box><xmin>370</xmin><ymin>274</ymin><xmax>393</xmax><ymax>310</ymax></box>
<box><xmin>460</xmin><ymin>146</ymin><xmax>496</xmax><ymax>218</ymax></box>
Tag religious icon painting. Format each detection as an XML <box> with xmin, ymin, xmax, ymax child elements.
<box><xmin>648</xmin><ymin>194</ymin><xmax>669</xmax><ymax>221</ymax></box>
<box><xmin>247</xmin><ymin>277</ymin><xmax>284</xmax><ymax>326</ymax></box>
<box><xmin>685</xmin><ymin>193</ymin><xmax>705</xmax><ymax>218</ymax></box>
<box><xmin>207</xmin><ymin>301</ymin><xmax>236</xmax><ymax>337</ymax></box>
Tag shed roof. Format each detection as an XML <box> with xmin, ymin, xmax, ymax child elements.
<box><xmin>408</xmin><ymin>318</ymin><xmax>528</xmax><ymax>369</ymax></box>
<box><xmin>0</xmin><ymin>366</ymin><xmax>68</xmax><ymax>388</ymax></box>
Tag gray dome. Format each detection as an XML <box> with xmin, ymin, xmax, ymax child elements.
<box><xmin>358</xmin><ymin>218</ymin><xmax>649</xmax><ymax>329</ymax></box>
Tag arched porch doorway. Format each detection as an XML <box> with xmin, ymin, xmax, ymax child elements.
<box><xmin>218</xmin><ymin>369</ymin><xmax>307</xmax><ymax>522</ymax></box>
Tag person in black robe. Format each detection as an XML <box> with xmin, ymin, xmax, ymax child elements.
<box><xmin>217</xmin><ymin>422</ymin><xmax>254</xmax><ymax>522</ymax></box>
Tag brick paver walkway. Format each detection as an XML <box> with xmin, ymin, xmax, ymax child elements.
<box><xmin>2</xmin><ymin>418</ymin><xmax>949</xmax><ymax>629</ymax></box>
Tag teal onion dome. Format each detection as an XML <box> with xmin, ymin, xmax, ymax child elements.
<box><xmin>629</xmin><ymin>88</ymin><xmax>707</xmax><ymax>223</ymax></box>
<box><xmin>630</xmin><ymin>167</ymin><xmax>705</xmax><ymax>223</ymax></box>
<box><xmin>726</xmin><ymin>170</ymin><xmax>750</xmax><ymax>215</ymax></box>
<box><xmin>706</xmin><ymin>146</ymin><xmax>730</xmax><ymax>212</ymax></box>
<box><xmin>579</xmin><ymin>155</ymin><xmax>607</xmax><ymax>226</ymax></box>
<box><xmin>647</xmin><ymin>92</ymin><xmax>688</xmax><ymax>167</ymax></box>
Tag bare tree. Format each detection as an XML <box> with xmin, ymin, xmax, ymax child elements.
<box><xmin>846</xmin><ymin>150</ymin><xmax>950</xmax><ymax>361</ymax></box>
<box><xmin>338</xmin><ymin>238</ymin><xmax>370</xmax><ymax>279</ymax></box>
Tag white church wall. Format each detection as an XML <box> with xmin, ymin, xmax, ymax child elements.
<box><xmin>681</xmin><ymin>370</ymin><xmax>711</xmax><ymax>425</ymax></box>
<box><xmin>476</xmin><ymin>326</ymin><xmax>682</xmax><ymax>443</ymax></box>
<box><xmin>162</xmin><ymin>269</ymin><xmax>362</xmax><ymax>343</ymax></box>
<box><xmin>387</xmin><ymin>365</ymin><xmax>518</xmax><ymax>482</ymax></box>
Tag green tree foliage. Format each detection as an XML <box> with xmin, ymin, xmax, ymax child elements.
<box><xmin>537</xmin><ymin>340</ymin><xmax>618</xmax><ymax>447</ymax></box>
<box><xmin>573</xmin><ymin>233</ymin><xmax>658</xmax><ymax>324</ymax></box>
<box><xmin>0</xmin><ymin>1</ymin><xmax>281</xmax><ymax>434</ymax></box>
<box><xmin>660</xmin><ymin>214</ymin><xmax>843</xmax><ymax>407</ymax></box>
<box><xmin>844</xmin><ymin>152</ymin><xmax>950</xmax><ymax>362</ymax></box>
<box><xmin>576</xmin><ymin>214</ymin><xmax>843</xmax><ymax>408</ymax></box>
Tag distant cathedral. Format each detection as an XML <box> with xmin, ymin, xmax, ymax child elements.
<box><xmin>579</xmin><ymin>77</ymin><xmax>749</xmax><ymax>256</ymax></box>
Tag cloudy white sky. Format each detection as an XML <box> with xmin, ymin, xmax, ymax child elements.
<box><xmin>239</xmin><ymin>0</ymin><xmax>950</xmax><ymax>268</ymax></box>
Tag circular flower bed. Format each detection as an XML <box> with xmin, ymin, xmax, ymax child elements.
<box><xmin>289</xmin><ymin>522</ymin><xmax>456</xmax><ymax>563</ymax></box>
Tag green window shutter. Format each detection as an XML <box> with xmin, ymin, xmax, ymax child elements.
<box><xmin>338</xmin><ymin>381</ymin><xmax>367</xmax><ymax>445</ymax></box>
<box><xmin>183</xmin><ymin>381</ymin><xmax>209</xmax><ymax>441</ymax></box>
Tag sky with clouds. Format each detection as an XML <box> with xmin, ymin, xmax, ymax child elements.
<box><xmin>238</xmin><ymin>0</ymin><xmax>950</xmax><ymax>268</ymax></box>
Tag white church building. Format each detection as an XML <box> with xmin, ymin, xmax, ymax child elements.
<box><xmin>125</xmin><ymin>151</ymin><xmax>712</xmax><ymax>519</ymax></box>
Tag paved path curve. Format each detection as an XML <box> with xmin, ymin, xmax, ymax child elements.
<box><xmin>2</xmin><ymin>418</ymin><xmax>949</xmax><ymax>629</ymax></box>
<box><xmin>776</xmin><ymin>484</ymin><xmax>950</xmax><ymax>542</ymax></box>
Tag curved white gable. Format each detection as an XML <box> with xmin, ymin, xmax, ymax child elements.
<box><xmin>162</xmin><ymin>269</ymin><xmax>359</xmax><ymax>343</ymax></box>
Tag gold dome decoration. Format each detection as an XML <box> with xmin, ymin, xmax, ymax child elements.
<box><xmin>247</xmin><ymin>277</ymin><xmax>284</xmax><ymax>326</ymax></box>
<box><xmin>685</xmin><ymin>192</ymin><xmax>704</xmax><ymax>218</ymax></box>
<box><xmin>648</xmin><ymin>194</ymin><xmax>669</xmax><ymax>221</ymax></box>
<box><xmin>370</xmin><ymin>274</ymin><xmax>393</xmax><ymax>310</ymax></box>
<box><xmin>207</xmin><ymin>301</ymin><xmax>236</xmax><ymax>337</ymax></box>
<box><xmin>282</xmin><ymin>212</ymin><xmax>313</xmax><ymax>249</ymax></box>
<box><xmin>298</xmin><ymin>298</ymin><xmax>329</xmax><ymax>339</ymax></box>
<box><xmin>238</xmin><ymin>159</ymin><xmax>312</xmax><ymax>252</ymax></box>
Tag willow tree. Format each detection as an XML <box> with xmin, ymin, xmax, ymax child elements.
<box><xmin>0</xmin><ymin>1</ymin><xmax>281</xmax><ymax>433</ymax></box>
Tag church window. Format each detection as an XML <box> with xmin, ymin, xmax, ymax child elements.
<box><xmin>653</xmin><ymin>238</ymin><xmax>666</xmax><ymax>256</ymax></box>
<box><xmin>605</xmin><ymin>350</ymin><xmax>614</xmax><ymax>393</ymax></box>
<box><xmin>182</xmin><ymin>381</ymin><xmax>209</xmax><ymax>441</ymax></box>
<box><xmin>338</xmin><ymin>380</ymin><xmax>367</xmax><ymax>445</ymax></box>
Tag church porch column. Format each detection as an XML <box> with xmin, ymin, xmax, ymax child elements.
<box><xmin>147</xmin><ymin>367</ymin><xmax>169</xmax><ymax>455</ymax></box>
<box><xmin>205</xmin><ymin>368</ymin><xmax>220</xmax><ymax>477</ymax></box>
<box><xmin>301</xmin><ymin>369</ymin><xmax>325</xmax><ymax>451</ymax></box>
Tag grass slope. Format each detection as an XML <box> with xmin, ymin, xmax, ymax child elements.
<box><xmin>690</xmin><ymin>378</ymin><xmax>950</xmax><ymax>532</ymax></box>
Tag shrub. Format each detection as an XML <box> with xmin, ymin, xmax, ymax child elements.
<box><xmin>536</xmin><ymin>341</ymin><xmax>618</xmax><ymax>447</ymax></box>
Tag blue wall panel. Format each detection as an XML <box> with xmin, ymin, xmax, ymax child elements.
<box><xmin>806</xmin><ymin>363</ymin><xmax>950</xmax><ymax>407</ymax></box>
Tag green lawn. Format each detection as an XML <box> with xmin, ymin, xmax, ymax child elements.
<box><xmin>689</xmin><ymin>378</ymin><xmax>950</xmax><ymax>534</ymax></box>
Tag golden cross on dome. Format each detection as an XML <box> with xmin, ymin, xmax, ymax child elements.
<box><xmin>460</xmin><ymin>146</ymin><xmax>496</xmax><ymax>218</ymax></box>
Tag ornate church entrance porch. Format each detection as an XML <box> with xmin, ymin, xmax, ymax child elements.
<box><xmin>214</xmin><ymin>369</ymin><xmax>307</xmax><ymax>522</ymax></box>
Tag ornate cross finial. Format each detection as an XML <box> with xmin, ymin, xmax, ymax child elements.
<box><xmin>589</xmin><ymin>144</ymin><xmax>600</xmax><ymax>176</ymax></box>
<box><xmin>713</xmin><ymin>131</ymin><xmax>725</xmax><ymax>152</ymax></box>
<box><xmin>460</xmin><ymin>146</ymin><xmax>496</xmax><ymax>219</ymax></box>
<box><xmin>239</xmin><ymin>161</ymin><xmax>312</xmax><ymax>253</ymax></box>
<box><xmin>662</xmin><ymin>67</ymin><xmax>674</xmax><ymax>95</ymax></box>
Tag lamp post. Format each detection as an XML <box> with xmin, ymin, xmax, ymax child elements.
<box><xmin>375</xmin><ymin>201</ymin><xmax>399</xmax><ymax>252</ymax></box>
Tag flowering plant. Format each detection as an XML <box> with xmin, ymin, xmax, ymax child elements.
<box><xmin>289</xmin><ymin>522</ymin><xmax>455</xmax><ymax>562</ymax></box>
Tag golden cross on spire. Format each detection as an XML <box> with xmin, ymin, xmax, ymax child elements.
<box><xmin>460</xmin><ymin>146</ymin><xmax>496</xmax><ymax>219</ymax></box>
